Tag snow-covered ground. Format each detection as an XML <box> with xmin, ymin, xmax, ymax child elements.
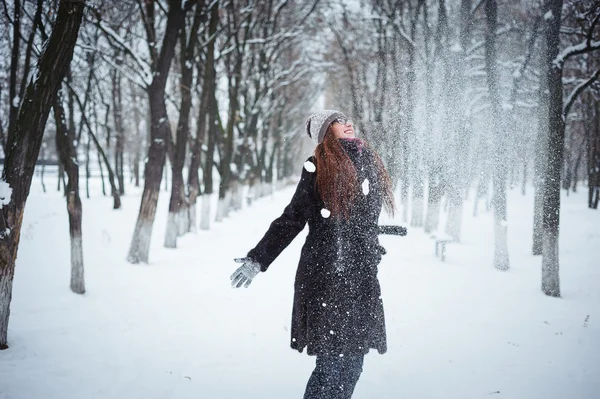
<box><xmin>1</xmin><ymin>175</ymin><xmax>599</xmax><ymax>399</ymax></box>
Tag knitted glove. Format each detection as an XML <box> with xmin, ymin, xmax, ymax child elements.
<box><xmin>230</xmin><ymin>257</ymin><xmax>261</xmax><ymax>288</ymax></box>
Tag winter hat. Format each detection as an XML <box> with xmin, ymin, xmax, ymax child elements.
<box><xmin>305</xmin><ymin>110</ymin><xmax>347</xmax><ymax>145</ymax></box>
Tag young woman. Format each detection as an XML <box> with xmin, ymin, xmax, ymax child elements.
<box><xmin>231</xmin><ymin>110</ymin><xmax>395</xmax><ymax>399</ymax></box>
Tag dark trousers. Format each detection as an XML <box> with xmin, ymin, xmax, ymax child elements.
<box><xmin>303</xmin><ymin>354</ymin><xmax>364</xmax><ymax>399</ymax></box>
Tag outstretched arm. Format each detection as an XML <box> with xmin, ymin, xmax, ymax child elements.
<box><xmin>246</xmin><ymin>160</ymin><xmax>317</xmax><ymax>271</ymax></box>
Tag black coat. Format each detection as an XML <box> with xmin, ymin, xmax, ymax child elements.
<box><xmin>247</xmin><ymin>139</ymin><xmax>387</xmax><ymax>356</ymax></box>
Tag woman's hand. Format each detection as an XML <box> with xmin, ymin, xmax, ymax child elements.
<box><xmin>230</xmin><ymin>257</ymin><xmax>261</xmax><ymax>288</ymax></box>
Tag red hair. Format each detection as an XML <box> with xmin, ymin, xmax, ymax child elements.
<box><xmin>314</xmin><ymin>127</ymin><xmax>395</xmax><ymax>218</ymax></box>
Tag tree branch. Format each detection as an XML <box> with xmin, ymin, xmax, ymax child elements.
<box><xmin>563</xmin><ymin>68</ymin><xmax>600</xmax><ymax>119</ymax></box>
<box><xmin>95</xmin><ymin>19</ymin><xmax>153</xmax><ymax>85</ymax></box>
<box><xmin>553</xmin><ymin>39</ymin><xmax>600</xmax><ymax>68</ymax></box>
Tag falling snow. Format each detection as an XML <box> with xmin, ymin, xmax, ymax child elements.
<box><xmin>321</xmin><ymin>208</ymin><xmax>331</xmax><ymax>218</ymax></box>
<box><xmin>304</xmin><ymin>161</ymin><xmax>316</xmax><ymax>173</ymax></box>
<box><xmin>362</xmin><ymin>179</ymin><xmax>370</xmax><ymax>195</ymax></box>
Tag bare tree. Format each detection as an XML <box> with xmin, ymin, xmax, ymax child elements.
<box><xmin>485</xmin><ymin>0</ymin><xmax>509</xmax><ymax>271</ymax></box>
<box><xmin>542</xmin><ymin>0</ymin><xmax>600</xmax><ymax>296</ymax></box>
<box><xmin>53</xmin><ymin>89</ymin><xmax>85</xmax><ymax>294</ymax></box>
<box><xmin>0</xmin><ymin>0</ymin><xmax>85</xmax><ymax>350</ymax></box>
<box><xmin>127</xmin><ymin>0</ymin><xmax>194</xmax><ymax>263</ymax></box>
<box><xmin>164</xmin><ymin>1</ymin><xmax>206</xmax><ymax>248</ymax></box>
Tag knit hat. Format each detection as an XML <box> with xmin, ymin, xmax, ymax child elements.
<box><xmin>305</xmin><ymin>110</ymin><xmax>348</xmax><ymax>145</ymax></box>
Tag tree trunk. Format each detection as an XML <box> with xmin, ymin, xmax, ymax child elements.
<box><xmin>189</xmin><ymin>6</ymin><xmax>217</xmax><ymax>231</ymax></box>
<box><xmin>112</xmin><ymin>69</ymin><xmax>125</xmax><ymax>196</ymax></box>
<box><xmin>57</xmin><ymin>163</ymin><xmax>64</xmax><ymax>192</ymax></box>
<box><xmin>0</xmin><ymin>0</ymin><xmax>85</xmax><ymax>350</ymax></box>
<box><xmin>571</xmin><ymin>144</ymin><xmax>583</xmax><ymax>193</ymax></box>
<box><xmin>165</xmin><ymin>6</ymin><xmax>204</xmax><ymax>248</ymax></box>
<box><xmin>40</xmin><ymin>144</ymin><xmax>47</xmax><ymax>193</ymax></box>
<box><xmin>541</xmin><ymin>0</ymin><xmax>563</xmax><ymax>297</ymax></box>
<box><xmin>485</xmin><ymin>0</ymin><xmax>509</xmax><ymax>271</ymax></box>
<box><xmin>6</xmin><ymin>0</ymin><xmax>21</xmax><ymax>152</ymax></box>
<box><xmin>53</xmin><ymin>93</ymin><xmax>85</xmax><ymax>294</ymax></box>
<box><xmin>200</xmin><ymin>92</ymin><xmax>218</xmax><ymax>230</ymax></box>
<box><xmin>533</xmin><ymin>43</ymin><xmax>549</xmax><ymax>255</ymax></box>
<box><xmin>587</xmin><ymin>101</ymin><xmax>599</xmax><ymax>208</ymax></box>
<box><xmin>217</xmin><ymin>49</ymin><xmax>240</xmax><ymax>223</ymax></box>
<box><xmin>522</xmin><ymin>157</ymin><xmax>528</xmax><ymax>196</ymax></box>
<box><xmin>130</xmin><ymin>83</ymin><xmax>142</xmax><ymax>188</ymax></box>
<box><xmin>87</xmin><ymin>124</ymin><xmax>121</xmax><ymax>208</ymax></box>
<box><xmin>424</xmin><ymin>167</ymin><xmax>443</xmax><ymax>234</ymax></box>
<box><xmin>85</xmin><ymin>134</ymin><xmax>91</xmax><ymax>198</ymax></box>
<box><xmin>97</xmin><ymin>148</ymin><xmax>106</xmax><ymax>196</ymax></box>
<box><xmin>128</xmin><ymin>0</ymin><xmax>188</xmax><ymax>263</ymax></box>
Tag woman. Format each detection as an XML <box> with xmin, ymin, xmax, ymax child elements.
<box><xmin>231</xmin><ymin>110</ymin><xmax>395</xmax><ymax>399</ymax></box>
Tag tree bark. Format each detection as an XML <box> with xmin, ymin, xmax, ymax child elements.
<box><xmin>165</xmin><ymin>3</ymin><xmax>204</xmax><ymax>248</ymax></box>
<box><xmin>189</xmin><ymin>1</ymin><xmax>218</xmax><ymax>231</ymax></box>
<box><xmin>130</xmin><ymin>82</ymin><xmax>142</xmax><ymax>188</ymax></box>
<box><xmin>485</xmin><ymin>0</ymin><xmax>509</xmax><ymax>271</ymax></box>
<box><xmin>0</xmin><ymin>0</ymin><xmax>85</xmax><ymax>350</ymax></box>
<box><xmin>217</xmin><ymin>34</ymin><xmax>241</xmax><ymax>222</ymax></box>
<box><xmin>53</xmin><ymin>92</ymin><xmax>85</xmax><ymax>294</ymax></box>
<box><xmin>532</xmin><ymin>32</ymin><xmax>549</xmax><ymax>255</ymax></box>
<box><xmin>541</xmin><ymin>0</ymin><xmax>563</xmax><ymax>297</ymax></box>
<box><xmin>200</xmin><ymin>87</ymin><xmax>218</xmax><ymax>230</ymax></box>
<box><xmin>588</xmin><ymin>96</ymin><xmax>599</xmax><ymax>208</ymax></box>
<box><xmin>6</xmin><ymin>0</ymin><xmax>21</xmax><ymax>153</ymax></box>
<box><xmin>111</xmin><ymin>69</ymin><xmax>125</xmax><ymax>196</ymax></box>
<box><xmin>128</xmin><ymin>0</ymin><xmax>189</xmax><ymax>263</ymax></box>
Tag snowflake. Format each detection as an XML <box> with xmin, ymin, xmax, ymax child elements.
<box><xmin>321</xmin><ymin>209</ymin><xmax>331</xmax><ymax>218</ymax></box>
<box><xmin>362</xmin><ymin>179</ymin><xmax>370</xmax><ymax>195</ymax></box>
<box><xmin>304</xmin><ymin>161</ymin><xmax>316</xmax><ymax>173</ymax></box>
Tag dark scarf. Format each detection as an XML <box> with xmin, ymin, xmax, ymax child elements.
<box><xmin>338</xmin><ymin>138</ymin><xmax>365</xmax><ymax>155</ymax></box>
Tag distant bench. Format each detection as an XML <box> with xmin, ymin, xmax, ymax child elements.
<box><xmin>431</xmin><ymin>233</ymin><xmax>454</xmax><ymax>262</ymax></box>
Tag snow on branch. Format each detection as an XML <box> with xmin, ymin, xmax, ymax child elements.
<box><xmin>553</xmin><ymin>39</ymin><xmax>600</xmax><ymax>69</ymax></box>
<box><xmin>563</xmin><ymin>67</ymin><xmax>600</xmax><ymax>118</ymax></box>
<box><xmin>96</xmin><ymin>20</ymin><xmax>152</xmax><ymax>86</ymax></box>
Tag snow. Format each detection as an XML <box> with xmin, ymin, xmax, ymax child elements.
<box><xmin>303</xmin><ymin>161</ymin><xmax>316</xmax><ymax>173</ymax></box>
<box><xmin>12</xmin><ymin>96</ymin><xmax>20</xmax><ymax>108</ymax></box>
<box><xmin>553</xmin><ymin>39</ymin><xmax>600</xmax><ymax>68</ymax></box>
<box><xmin>450</xmin><ymin>43</ymin><xmax>463</xmax><ymax>53</ymax></box>
<box><xmin>321</xmin><ymin>208</ymin><xmax>331</xmax><ymax>218</ymax></box>
<box><xmin>0</xmin><ymin>179</ymin><xmax>12</xmax><ymax>208</ymax></box>
<box><xmin>544</xmin><ymin>10</ymin><xmax>553</xmax><ymax>20</ymax></box>
<box><xmin>362</xmin><ymin>178</ymin><xmax>370</xmax><ymax>195</ymax></box>
<box><xmin>1</xmin><ymin>175</ymin><xmax>599</xmax><ymax>398</ymax></box>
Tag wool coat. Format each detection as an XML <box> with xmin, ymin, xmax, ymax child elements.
<box><xmin>247</xmin><ymin>139</ymin><xmax>387</xmax><ymax>356</ymax></box>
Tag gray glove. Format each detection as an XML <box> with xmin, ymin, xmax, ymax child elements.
<box><xmin>230</xmin><ymin>257</ymin><xmax>261</xmax><ymax>288</ymax></box>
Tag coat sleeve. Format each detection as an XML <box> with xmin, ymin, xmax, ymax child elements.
<box><xmin>247</xmin><ymin>158</ymin><xmax>317</xmax><ymax>271</ymax></box>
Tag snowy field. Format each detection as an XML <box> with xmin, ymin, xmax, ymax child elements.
<box><xmin>1</xmin><ymin>175</ymin><xmax>599</xmax><ymax>399</ymax></box>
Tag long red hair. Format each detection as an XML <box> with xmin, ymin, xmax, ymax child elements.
<box><xmin>314</xmin><ymin>127</ymin><xmax>395</xmax><ymax>219</ymax></box>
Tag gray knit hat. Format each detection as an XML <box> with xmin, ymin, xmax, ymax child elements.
<box><xmin>305</xmin><ymin>110</ymin><xmax>347</xmax><ymax>145</ymax></box>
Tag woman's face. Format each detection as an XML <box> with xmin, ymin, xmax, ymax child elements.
<box><xmin>330</xmin><ymin>117</ymin><xmax>355</xmax><ymax>139</ymax></box>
